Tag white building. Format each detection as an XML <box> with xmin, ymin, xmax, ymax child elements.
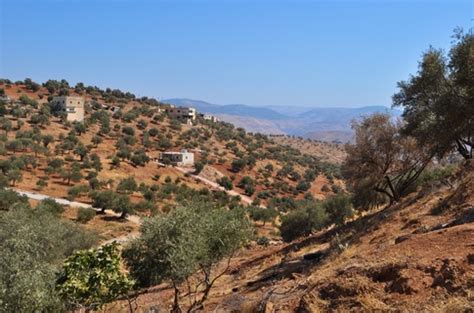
<box><xmin>199</xmin><ymin>113</ymin><xmax>218</xmax><ymax>122</ymax></box>
<box><xmin>52</xmin><ymin>96</ymin><xmax>85</xmax><ymax>122</ymax></box>
<box><xmin>160</xmin><ymin>150</ymin><xmax>194</xmax><ymax>166</ymax></box>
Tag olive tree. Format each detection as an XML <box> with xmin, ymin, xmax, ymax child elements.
<box><xmin>393</xmin><ymin>30</ymin><xmax>473</xmax><ymax>159</ymax></box>
<box><xmin>342</xmin><ymin>114</ymin><xmax>432</xmax><ymax>208</ymax></box>
<box><xmin>122</xmin><ymin>203</ymin><xmax>253</xmax><ymax>312</ymax></box>
<box><xmin>0</xmin><ymin>202</ymin><xmax>96</xmax><ymax>312</ymax></box>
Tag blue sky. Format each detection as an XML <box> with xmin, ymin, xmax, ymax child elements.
<box><xmin>0</xmin><ymin>0</ymin><xmax>472</xmax><ymax>107</ymax></box>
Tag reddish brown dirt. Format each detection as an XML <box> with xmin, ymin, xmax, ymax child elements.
<box><xmin>108</xmin><ymin>160</ymin><xmax>474</xmax><ymax>312</ymax></box>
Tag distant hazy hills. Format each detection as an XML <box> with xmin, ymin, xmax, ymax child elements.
<box><xmin>163</xmin><ymin>98</ymin><xmax>401</xmax><ymax>143</ymax></box>
<box><xmin>164</xmin><ymin>98</ymin><xmax>287</xmax><ymax>120</ymax></box>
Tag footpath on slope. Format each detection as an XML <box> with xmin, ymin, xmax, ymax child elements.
<box><xmin>155</xmin><ymin>161</ymin><xmax>258</xmax><ymax>206</ymax></box>
<box><xmin>12</xmin><ymin>189</ymin><xmax>141</xmax><ymax>246</ymax></box>
<box><xmin>13</xmin><ymin>188</ymin><xmax>142</xmax><ymax>224</ymax></box>
<box><xmin>175</xmin><ymin>165</ymin><xmax>258</xmax><ymax>205</ymax></box>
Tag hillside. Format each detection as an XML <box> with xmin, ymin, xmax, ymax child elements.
<box><xmin>1</xmin><ymin>77</ymin><xmax>471</xmax><ymax>313</ymax></box>
<box><xmin>110</xmin><ymin>159</ymin><xmax>474</xmax><ymax>312</ymax></box>
<box><xmin>0</xmin><ymin>80</ymin><xmax>344</xmax><ymax>228</ymax></box>
<box><xmin>269</xmin><ymin>135</ymin><xmax>346</xmax><ymax>164</ymax></box>
<box><xmin>303</xmin><ymin>130</ymin><xmax>353</xmax><ymax>143</ymax></box>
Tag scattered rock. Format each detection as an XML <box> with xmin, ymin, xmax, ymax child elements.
<box><xmin>303</xmin><ymin>250</ymin><xmax>326</xmax><ymax>261</ymax></box>
<box><xmin>412</xmin><ymin>225</ymin><xmax>429</xmax><ymax>234</ymax></box>
<box><xmin>467</xmin><ymin>253</ymin><xmax>474</xmax><ymax>264</ymax></box>
<box><xmin>395</xmin><ymin>234</ymin><xmax>412</xmax><ymax>244</ymax></box>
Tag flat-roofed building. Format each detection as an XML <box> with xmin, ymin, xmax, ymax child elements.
<box><xmin>52</xmin><ymin>96</ymin><xmax>85</xmax><ymax>122</ymax></box>
<box><xmin>199</xmin><ymin>113</ymin><xmax>218</xmax><ymax>122</ymax></box>
<box><xmin>165</xmin><ymin>106</ymin><xmax>196</xmax><ymax>123</ymax></box>
<box><xmin>160</xmin><ymin>150</ymin><xmax>194</xmax><ymax>166</ymax></box>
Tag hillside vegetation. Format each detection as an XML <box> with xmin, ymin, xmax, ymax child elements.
<box><xmin>0</xmin><ymin>79</ymin><xmax>343</xmax><ymax>210</ymax></box>
<box><xmin>0</xmin><ymin>30</ymin><xmax>472</xmax><ymax>312</ymax></box>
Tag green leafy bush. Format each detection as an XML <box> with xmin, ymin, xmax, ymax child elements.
<box><xmin>76</xmin><ymin>207</ymin><xmax>96</xmax><ymax>223</ymax></box>
<box><xmin>322</xmin><ymin>193</ymin><xmax>353</xmax><ymax>225</ymax></box>
<box><xmin>57</xmin><ymin>243</ymin><xmax>134</xmax><ymax>311</ymax></box>
<box><xmin>248</xmin><ymin>206</ymin><xmax>278</xmax><ymax>226</ymax></box>
<box><xmin>0</xmin><ymin>203</ymin><xmax>96</xmax><ymax>312</ymax></box>
<box><xmin>217</xmin><ymin>176</ymin><xmax>233</xmax><ymax>190</ymax></box>
<box><xmin>36</xmin><ymin>198</ymin><xmax>65</xmax><ymax>216</ymax></box>
<box><xmin>279</xmin><ymin>205</ymin><xmax>328</xmax><ymax>242</ymax></box>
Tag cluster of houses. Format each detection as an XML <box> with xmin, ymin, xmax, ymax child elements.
<box><xmin>164</xmin><ymin>106</ymin><xmax>218</xmax><ymax>124</ymax></box>
<box><xmin>49</xmin><ymin>96</ymin><xmax>218</xmax><ymax>126</ymax></box>
<box><xmin>1</xmin><ymin>93</ymin><xmax>218</xmax><ymax>167</ymax></box>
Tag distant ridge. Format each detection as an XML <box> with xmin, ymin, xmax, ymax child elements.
<box><xmin>163</xmin><ymin>98</ymin><xmax>287</xmax><ymax>120</ymax></box>
<box><xmin>163</xmin><ymin>98</ymin><xmax>401</xmax><ymax>142</ymax></box>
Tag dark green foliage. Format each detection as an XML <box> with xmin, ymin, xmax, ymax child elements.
<box><xmin>91</xmin><ymin>190</ymin><xmax>116</xmax><ymax>213</ymax></box>
<box><xmin>248</xmin><ymin>206</ymin><xmax>278</xmax><ymax>225</ymax></box>
<box><xmin>322</xmin><ymin>193</ymin><xmax>353</xmax><ymax>225</ymax></box>
<box><xmin>73</xmin><ymin>122</ymin><xmax>86</xmax><ymax>135</ymax></box>
<box><xmin>279</xmin><ymin>204</ymin><xmax>328</xmax><ymax>242</ymax></box>
<box><xmin>194</xmin><ymin>161</ymin><xmax>204</xmax><ymax>174</ymax></box>
<box><xmin>256</xmin><ymin>236</ymin><xmax>270</xmax><ymax>246</ymax></box>
<box><xmin>76</xmin><ymin>207</ymin><xmax>96</xmax><ymax>223</ymax></box>
<box><xmin>0</xmin><ymin>202</ymin><xmax>96</xmax><ymax>312</ymax></box>
<box><xmin>111</xmin><ymin>194</ymin><xmax>134</xmax><ymax>218</ymax></box>
<box><xmin>74</xmin><ymin>143</ymin><xmax>88</xmax><ymax>161</ymax></box>
<box><xmin>60</xmin><ymin>162</ymin><xmax>83</xmax><ymax>185</ymax></box>
<box><xmin>67</xmin><ymin>184</ymin><xmax>90</xmax><ymax>200</ymax></box>
<box><xmin>130</xmin><ymin>149</ymin><xmax>150</xmax><ymax>167</ymax></box>
<box><xmin>36</xmin><ymin>178</ymin><xmax>48</xmax><ymax>190</ymax></box>
<box><xmin>42</xmin><ymin>134</ymin><xmax>54</xmax><ymax>147</ymax></box>
<box><xmin>393</xmin><ymin>30</ymin><xmax>473</xmax><ymax>159</ymax></box>
<box><xmin>237</xmin><ymin>176</ymin><xmax>255</xmax><ymax>196</ymax></box>
<box><xmin>296</xmin><ymin>180</ymin><xmax>311</xmax><ymax>192</ymax></box>
<box><xmin>268</xmin><ymin>196</ymin><xmax>297</xmax><ymax>213</ymax></box>
<box><xmin>122</xmin><ymin>126</ymin><xmax>135</xmax><ymax>136</ymax></box>
<box><xmin>231</xmin><ymin>158</ymin><xmax>246</xmax><ymax>172</ymax></box>
<box><xmin>117</xmin><ymin>177</ymin><xmax>137</xmax><ymax>194</ymax></box>
<box><xmin>122</xmin><ymin>204</ymin><xmax>252</xmax><ymax>311</ymax></box>
<box><xmin>36</xmin><ymin>198</ymin><xmax>65</xmax><ymax>216</ymax></box>
<box><xmin>91</xmin><ymin>135</ymin><xmax>103</xmax><ymax>146</ymax></box>
<box><xmin>217</xmin><ymin>176</ymin><xmax>233</xmax><ymax>190</ymax></box>
<box><xmin>137</xmin><ymin>119</ymin><xmax>148</xmax><ymax>130</ymax></box>
<box><xmin>90</xmin><ymin>153</ymin><xmax>102</xmax><ymax>172</ymax></box>
<box><xmin>0</xmin><ymin>189</ymin><xmax>29</xmax><ymax>211</ymax></box>
<box><xmin>343</xmin><ymin>113</ymin><xmax>431</xmax><ymax>207</ymax></box>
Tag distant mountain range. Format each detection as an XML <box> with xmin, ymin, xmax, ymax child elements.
<box><xmin>163</xmin><ymin>98</ymin><xmax>288</xmax><ymax>120</ymax></box>
<box><xmin>163</xmin><ymin>98</ymin><xmax>401</xmax><ymax>143</ymax></box>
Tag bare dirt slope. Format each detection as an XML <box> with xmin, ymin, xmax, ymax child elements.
<box><xmin>110</xmin><ymin>160</ymin><xmax>473</xmax><ymax>312</ymax></box>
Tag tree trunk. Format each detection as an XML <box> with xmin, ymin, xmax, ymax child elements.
<box><xmin>384</xmin><ymin>176</ymin><xmax>399</xmax><ymax>202</ymax></box>
<box><xmin>171</xmin><ymin>284</ymin><xmax>182</xmax><ymax>313</ymax></box>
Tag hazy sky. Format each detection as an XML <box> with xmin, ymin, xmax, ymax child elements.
<box><xmin>1</xmin><ymin>0</ymin><xmax>472</xmax><ymax>107</ymax></box>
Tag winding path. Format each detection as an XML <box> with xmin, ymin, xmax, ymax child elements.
<box><xmin>174</xmin><ymin>165</ymin><xmax>255</xmax><ymax>205</ymax></box>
